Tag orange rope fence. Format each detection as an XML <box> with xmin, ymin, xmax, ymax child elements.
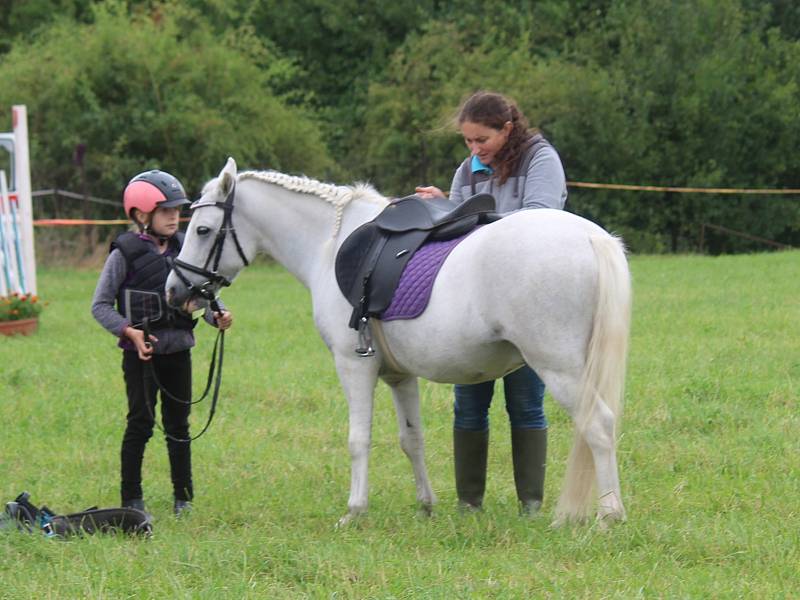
<box><xmin>33</xmin><ymin>217</ymin><xmax>191</xmax><ymax>227</ymax></box>
<box><xmin>567</xmin><ymin>181</ymin><xmax>800</xmax><ymax>194</ymax></box>
<box><xmin>34</xmin><ymin>218</ymin><xmax>129</xmax><ymax>226</ymax></box>
<box><xmin>29</xmin><ymin>181</ymin><xmax>800</xmax><ymax>227</ymax></box>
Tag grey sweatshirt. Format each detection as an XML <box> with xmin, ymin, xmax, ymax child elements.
<box><xmin>449</xmin><ymin>144</ymin><xmax>567</xmax><ymax>214</ymax></box>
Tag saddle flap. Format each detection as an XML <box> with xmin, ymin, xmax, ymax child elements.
<box><xmin>363</xmin><ymin>229</ymin><xmax>428</xmax><ymax>314</ymax></box>
<box><xmin>335</xmin><ymin>222</ymin><xmax>382</xmax><ymax>307</ymax></box>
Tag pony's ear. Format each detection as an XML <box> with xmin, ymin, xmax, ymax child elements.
<box><xmin>219</xmin><ymin>157</ymin><xmax>238</xmax><ymax>196</ymax></box>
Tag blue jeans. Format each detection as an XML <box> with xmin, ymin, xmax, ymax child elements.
<box><xmin>454</xmin><ymin>365</ymin><xmax>547</xmax><ymax>431</ymax></box>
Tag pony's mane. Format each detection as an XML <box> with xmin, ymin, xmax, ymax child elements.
<box><xmin>238</xmin><ymin>170</ymin><xmax>386</xmax><ymax>237</ymax></box>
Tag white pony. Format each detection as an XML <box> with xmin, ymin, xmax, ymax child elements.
<box><xmin>166</xmin><ymin>157</ymin><xmax>632</xmax><ymax>526</ymax></box>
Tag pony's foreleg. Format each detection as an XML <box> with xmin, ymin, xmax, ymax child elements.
<box><xmin>333</xmin><ymin>354</ymin><xmax>379</xmax><ymax>527</ymax></box>
<box><xmin>386</xmin><ymin>376</ymin><xmax>436</xmax><ymax>515</ymax></box>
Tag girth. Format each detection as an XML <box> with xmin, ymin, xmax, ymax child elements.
<box><xmin>335</xmin><ymin>193</ymin><xmax>499</xmax><ymax>331</ymax></box>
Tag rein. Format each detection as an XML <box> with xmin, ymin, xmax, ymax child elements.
<box><xmin>141</xmin><ymin>313</ymin><xmax>224</xmax><ymax>443</ymax></box>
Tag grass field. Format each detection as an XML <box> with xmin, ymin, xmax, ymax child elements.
<box><xmin>1</xmin><ymin>251</ymin><xmax>798</xmax><ymax>598</ymax></box>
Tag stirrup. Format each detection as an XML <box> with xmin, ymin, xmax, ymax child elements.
<box><xmin>355</xmin><ymin>317</ymin><xmax>375</xmax><ymax>357</ymax></box>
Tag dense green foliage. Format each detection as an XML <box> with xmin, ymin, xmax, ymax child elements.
<box><xmin>0</xmin><ymin>0</ymin><xmax>798</xmax><ymax>252</ymax></box>
<box><xmin>0</xmin><ymin>2</ymin><xmax>334</xmax><ymax>204</ymax></box>
<box><xmin>1</xmin><ymin>254</ymin><xmax>798</xmax><ymax>596</ymax></box>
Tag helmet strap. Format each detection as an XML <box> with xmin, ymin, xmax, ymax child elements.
<box><xmin>131</xmin><ymin>208</ymin><xmax>148</xmax><ymax>232</ymax></box>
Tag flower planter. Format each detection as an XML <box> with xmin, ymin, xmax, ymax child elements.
<box><xmin>0</xmin><ymin>317</ymin><xmax>38</xmax><ymax>336</ymax></box>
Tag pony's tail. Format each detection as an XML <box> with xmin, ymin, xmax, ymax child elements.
<box><xmin>555</xmin><ymin>234</ymin><xmax>631</xmax><ymax>523</ymax></box>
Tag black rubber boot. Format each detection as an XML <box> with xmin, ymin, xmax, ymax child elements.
<box><xmin>511</xmin><ymin>428</ymin><xmax>547</xmax><ymax>516</ymax></box>
<box><xmin>454</xmin><ymin>429</ymin><xmax>489</xmax><ymax>510</ymax></box>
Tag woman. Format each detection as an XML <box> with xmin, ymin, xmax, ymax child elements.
<box><xmin>416</xmin><ymin>91</ymin><xmax>567</xmax><ymax>515</ymax></box>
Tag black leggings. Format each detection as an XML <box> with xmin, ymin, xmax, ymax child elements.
<box><xmin>121</xmin><ymin>350</ymin><xmax>193</xmax><ymax>502</ymax></box>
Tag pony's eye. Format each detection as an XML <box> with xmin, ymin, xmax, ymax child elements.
<box><xmin>196</xmin><ymin>226</ymin><xmax>211</xmax><ymax>235</ymax></box>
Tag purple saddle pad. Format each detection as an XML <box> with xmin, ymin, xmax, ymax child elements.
<box><xmin>381</xmin><ymin>228</ymin><xmax>477</xmax><ymax>321</ymax></box>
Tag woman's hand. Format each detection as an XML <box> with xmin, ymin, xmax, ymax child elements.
<box><xmin>414</xmin><ymin>185</ymin><xmax>447</xmax><ymax>199</ymax></box>
<box><xmin>124</xmin><ymin>326</ymin><xmax>157</xmax><ymax>361</ymax></box>
<box><xmin>214</xmin><ymin>310</ymin><xmax>233</xmax><ymax>330</ymax></box>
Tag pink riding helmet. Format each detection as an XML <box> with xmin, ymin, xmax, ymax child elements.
<box><xmin>123</xmin><ymin>169</ymin><xmax>190</xmax><ymax>217</ymax></box>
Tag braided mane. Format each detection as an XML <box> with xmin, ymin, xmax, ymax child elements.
<box><xmin>238</xmin><ymin>170</ymin><xmax>385</xmax><ymax>237</ymax></box>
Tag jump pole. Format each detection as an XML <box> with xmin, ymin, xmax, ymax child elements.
<box><xmin>12</xmin><ymin>105</ymin><xmax>35</xmax><ymax>295</ymax></box>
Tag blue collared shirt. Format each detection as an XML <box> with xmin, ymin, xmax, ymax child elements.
<box><xmin>471</xmin><ymin>155</ymin><xmax>494</xmax><ymax>175</ymax></box>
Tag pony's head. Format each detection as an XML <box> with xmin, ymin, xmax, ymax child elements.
<box><xmin>166</xmin><ymin>157</ymin><xmax>253</xmax><ymax>313</ymax></box>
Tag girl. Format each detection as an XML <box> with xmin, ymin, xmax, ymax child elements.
<box><xmin>92</xmin><ymin>169</ymin><xmax>233</xmax><ymax>516</ymax></box>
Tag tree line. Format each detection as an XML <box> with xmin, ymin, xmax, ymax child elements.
<box><xmin>0</xmin><ymin>0</ymin><xmax>798</xmax><ymax>253</ymax></box>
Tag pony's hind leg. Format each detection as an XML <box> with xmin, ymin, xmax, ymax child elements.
<box><xmin>385</xmin><ymin>375</ymin><xmax>436</xmax><ymax>515</ymax></box>
<box><xmin>578</xmin><ymin>396</ymin><xmax>625</xmax><ymax>524</ymax></box>
<box><xmin>540</xmin><ymin>370</ymin><xmax>625</xmax><ymax>525</ymax></box>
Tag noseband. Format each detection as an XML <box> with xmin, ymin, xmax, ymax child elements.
<box><xmin>171</xmin><ymin>179</ymin><xmax>250</xmax><ymax>304</ymax></box>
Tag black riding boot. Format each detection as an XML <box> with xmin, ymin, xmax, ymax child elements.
<box><xmin>511</xmin><ymin>427</ymin><xmax>547</xmax><ymax>516</ymax></box>
<box><xmin>167</xmin><ymin>439</ymin><xmax>193</xmax><ymax>503</ymax></box>
<box><xmin>454</xmin><ymin>428</ymin><xmax>489</xmax><ymax>510</ymax></box>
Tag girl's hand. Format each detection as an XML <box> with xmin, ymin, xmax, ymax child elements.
<box><xmin>414</xmin><ymin>185</ymin><xmax>446</xmax><ymax>199</ymax></box>
<box><xmin>214</xmin><ymin>311</ymin><xmax>233</xmax><ymax>330</ymax></box>
<box><xmin>124</xmin><ymin>326</ymin><xmax>157</xmax><ymax>361</ymax></box>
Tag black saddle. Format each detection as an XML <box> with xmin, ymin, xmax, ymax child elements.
<box><xmin>335</xmin><ymin>193</ymin><xmax>499</xmax><ymax>330</ymax></box>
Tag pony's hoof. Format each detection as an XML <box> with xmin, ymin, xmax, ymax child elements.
<box><xmin>596</xmin><ymin>510</ymin><xmax>626</xmax><ymax>528</ymax></box>
<box><xmin>335</xmin><ymin>514</ymin><xmax>353</xmax><ymax>529</ymax></box>
<box><xmin>417</xmin><ymin>503</ymin><xmax>434</xmax><ymax>518</ymax></box>
<box><xmin>335</xmin><ymin>511</ymin><xmax>365</xmax><ymax>529</ymax></box>
<box><xmin>596</xmin><ymin>491</ymin><xmax>626</xmax><ymax>525</ymax></box>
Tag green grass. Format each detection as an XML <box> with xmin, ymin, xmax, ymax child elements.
<box><xmin>1</xmin><ymin>252</ymin><xmax>798</xmax><ymax>598</ymax></box>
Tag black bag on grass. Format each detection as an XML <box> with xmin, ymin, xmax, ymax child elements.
<box><xmin>1</xmin><ymin>491</ymin><xmax>152</xmax><ymax>538</ymax></box>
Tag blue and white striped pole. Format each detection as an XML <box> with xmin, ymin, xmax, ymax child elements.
<box><xmin>0</xmin><ymin>170</ymin><xmax>25</xmax><ymax>293</ymax></box>
<box><xmin>0</xmin><ymin>173</ymin><xmax>18</xmax><ymax>294</ymax></box>
<box><xmin>0</xmin><ymin>208</ymin><xmax>10</xmax><ymax>295</ymax></box>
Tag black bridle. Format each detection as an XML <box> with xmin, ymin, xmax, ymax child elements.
<box><xmin>171</xmin><ymin>179</ymin><xmax>250</xmax><ymax>305</ymax></box>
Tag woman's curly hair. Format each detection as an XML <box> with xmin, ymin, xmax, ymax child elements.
<box><xmin>457</xmin><ymin>91</ymin><xmax>537</xmax><ymax>185</ymax></box>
